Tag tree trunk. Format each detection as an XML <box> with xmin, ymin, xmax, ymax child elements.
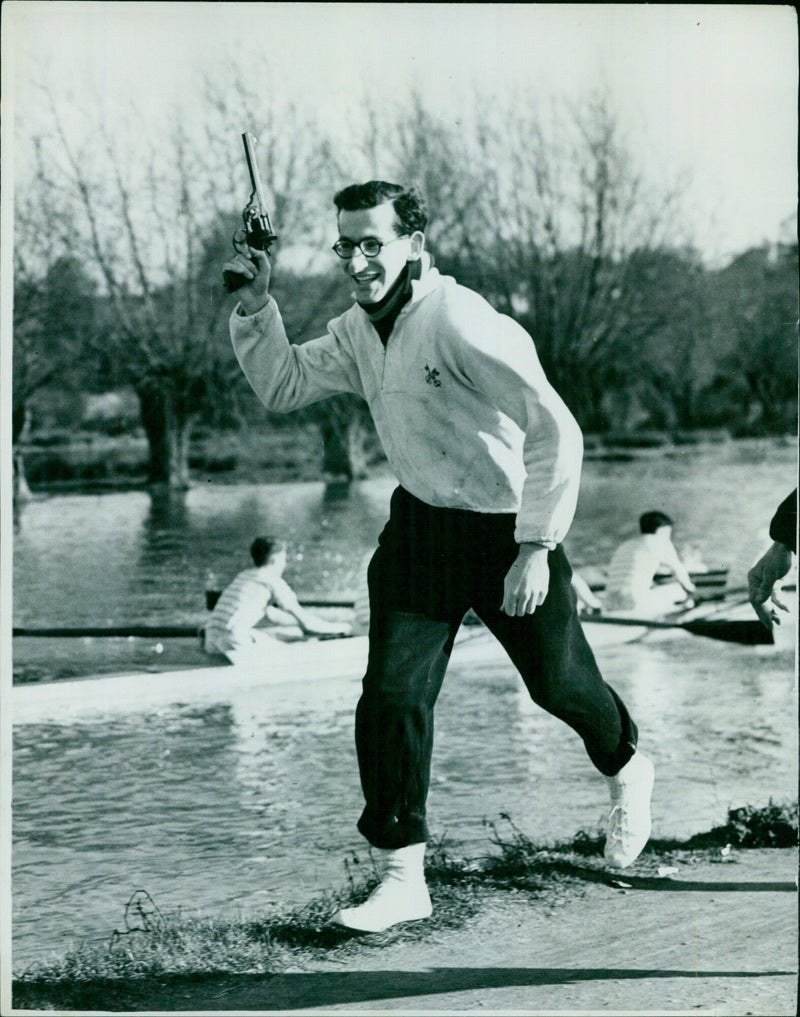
<box><xmin>344</xmin><ymin>414</ymin><xmax>371</xmax><ymax>479</ymax></box>
<box><xmin>319</xmin><ymin>417</ymin><xmax>353</xmax><ymax>480</ymax></box>
<box><xmin>314</xmin><ymin>397</ymin><xmax>372</xmax><ymax>483</ymax></box>
<box><xmin>137</xmin><ymin>380</ymin><xmax>193</xmax><ymax>488</ymax></box>
<box><xmin>13</xmin><ymin>451</ymin><xmax>33</xmax><ymax>503</ymax></box>
<box><xmin>167</xmin><ymin>414</ymin><xmax>194</xmax><ymax>489</ymax></box>
<box><xmin>12</xmin><ymin>403</ymin><xmax>33</xmax><ymax>502</ymax></box>
<box><xmin>318</xmin><ymin>413</ymin><xmax>370</xmax><ymax>482</ymax></box>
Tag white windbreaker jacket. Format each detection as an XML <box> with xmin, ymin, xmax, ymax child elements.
<box><xmin>230</xmin><ymin>262</ymin><xmax>583</xmax><ymax>545</ymax></box>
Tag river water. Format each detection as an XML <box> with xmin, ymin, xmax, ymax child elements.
<box><xmin>10</xmin><ymin>438</ymin><xmax>798</xmax><ymax>967</ymax></box>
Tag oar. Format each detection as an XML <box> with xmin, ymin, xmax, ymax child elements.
<box><xmin>14</xmin><ymin>625</ymin><xmax>203</xmax><ymax>638</ymax></box>
<box><xmin>12</xmin><ymin>624</ymin><xmax>357</xmax><ymax>641</ymax></box>
<box><xmin>585</xmin><ymin>614</ymin><xmax>774</xmax><ymax>646</ymax></box>
<box><xmin>205</xmin><ymin>589</ymin><xmax>353</xmax><ymax>611</ymax></box>
<box><xmin>13</xmin><ymin>596</ymin><xmax>357</xmax><ymax>640</ymax></box>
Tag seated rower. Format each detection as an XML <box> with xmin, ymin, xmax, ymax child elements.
<box><xmin>204</xmin><ymin>537</ymin><xmax>350</xmax><ymax>664</ymax></box>
<box><xmin>603</xmin><ymin>511</ymin><xmax>697</xmax><ymax>615</ymax></box>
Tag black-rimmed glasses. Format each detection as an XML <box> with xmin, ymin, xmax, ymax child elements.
<box><xmin>331</xmin><ymin>236</ymin><xmax>407</xmax><ymax>260</ymax></box>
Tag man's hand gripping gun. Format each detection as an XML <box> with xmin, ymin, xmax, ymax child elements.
<box><xmin>223</xmin><ymin>132</ymin><xmax>278</xmax><ymax>293</ymax></box>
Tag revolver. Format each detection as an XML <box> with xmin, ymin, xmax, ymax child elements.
<box><xmin>223</xmin><ymin>132</ymin><xmax>279</xmax><ymax>293</ymax></box>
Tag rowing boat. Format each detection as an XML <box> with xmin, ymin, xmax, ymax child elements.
<box><xmin>9</xmin><ymin>583</ymin><xmax>734</xmax><ymax>679</ymax></box>
<box><xmin>14</xmin><ymin>577</ymin><xmax>793</xmax><ymax>726</ymax></box>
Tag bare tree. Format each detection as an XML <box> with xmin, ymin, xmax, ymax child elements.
<box><xmin>472</xmin><ymin>91</ymin><xmax>690</xmax><ymax>429</ymax></box>
<box><xmin>14</xmin><ymin>75</ymin><xmax>343</xmax><ymax>487</ymax></box>
<box><xmin>344</xmin><ymin>89</ymin><xmax>691</xmax><ymax>432</ymax></box>
<box><xmin>621</xmin><ymin>249</ymin><xmax>716</xmax><ymax>431</ymax></box>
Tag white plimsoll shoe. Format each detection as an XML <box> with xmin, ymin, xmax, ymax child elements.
<box><xmin>605</xmin><ymin>751</ymin><xmax>655</xmax><ymax>868</ymax></box>
<box><xmin>332</xmin><ymin>843</ymin><xmax>432</xmax><ymax>933</ymax></box>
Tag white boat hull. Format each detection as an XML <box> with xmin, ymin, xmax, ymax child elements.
<box><xmin>12</xmin><ymin>589</ymin><xmax>794</xmax><ymax>725</ymax></box>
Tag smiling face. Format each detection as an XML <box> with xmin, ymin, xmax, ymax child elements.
<box><xmin>336</xmin><ymin>202</ymin><xmax>423</xmax><ymax>303</ymax></box>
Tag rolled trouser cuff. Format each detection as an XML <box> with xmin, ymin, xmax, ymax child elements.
<box><xmin>594</xmin><ymin>684</ymin><xmax>638</xmax><ymax>776</ymax></box>
<box><xmin>357</xmin><ymin>809</ymin><xmax>428</xmax><ymax>849</ymax></box>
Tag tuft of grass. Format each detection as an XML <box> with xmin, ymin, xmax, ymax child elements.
<box><xmin>680</xmin><ymin>798</ymin><xmax>799</xmax><ymax>850</ymax></box>
<box><xmin>726</xmin><ymin>799</ymin><xmax>798</xmax><ymax>847</ymax></box>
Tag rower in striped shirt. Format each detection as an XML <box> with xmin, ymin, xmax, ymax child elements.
<box><xmin>204</xmin><ymin>537</ymin><xmax>349</xmax><ymax>664</ymax></box>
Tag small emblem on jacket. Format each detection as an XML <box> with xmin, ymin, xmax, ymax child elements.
<box><xmin>424</xmin><ymin>364</ymin><xmax>441</xmax><ymax>387</ymax></box>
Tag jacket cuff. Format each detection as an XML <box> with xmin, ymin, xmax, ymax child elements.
<box><xmin>514</xmin><ymin>525</ymin><xmax>559</xmax><ymax>549</ymax></box>
<box><xmin>234</xmin><ymin>298</ymin><xmax>272</xmax><ymax>319</ymax></box>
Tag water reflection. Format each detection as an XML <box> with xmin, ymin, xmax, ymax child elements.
<box><xmin>141</xmin><ymin>487</ymin><xmax>191</xmax><ymax>550</ymax></box>
<box><xmin>323</xmin><ymin>478</ymin><xmax>355</xmax><ymax>502</ymax></box>
<box><xmin>13</xmin><ymin>635</ymin><xmax>796</xmax><ymax>967</ymax></box>
<box><xmin>12</xmin><ymin>480</ymin><xmax>394</xmax><ymax>628</ymax></box>
<box><xmin>596</xmin><ymin>639</ymin><xmax>798</xmax><ymax>837</ymax></box>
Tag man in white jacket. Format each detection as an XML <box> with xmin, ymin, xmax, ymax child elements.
<box><xmin>224</xmin><ymin>181</ymin><xmax>654</xmax><ymax>932</ymax></box>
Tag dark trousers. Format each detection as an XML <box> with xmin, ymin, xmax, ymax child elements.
<box><xmin>355</xmin><ymin>487</ymin><xmax>638</xmax><ymax>849</ymax></box>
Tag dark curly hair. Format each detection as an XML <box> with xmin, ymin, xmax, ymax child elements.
<box><xmin>250</xmin><ymin>537</ymin><xmax>287</xmax><ymax>567</ymax></box>
<box><xmin>639</xmin><ymin>511</ymin><xmax>673</xmax><ymax>534</ymax></box>
<box><xmin>333</xmin><ymin>181</ymin><xmax>427</xmax><ymax>235</ymax></box>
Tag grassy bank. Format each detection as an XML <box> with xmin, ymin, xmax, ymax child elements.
<box><xmin>12</xmin><ymin>802</ymin><xmax>797</xmax><ymax>1011</ymax></box>
<box><xmin>17</xmin><ymin>423</ymin><xmax>331</xmax><ymax>489</ymax></box>
<box><xmin>18</xmin><ymin>427</ymin><xmax>795</xmax><ymax>492</ymax></box>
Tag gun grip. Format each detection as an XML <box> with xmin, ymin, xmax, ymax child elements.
<box><xmin>223</xmin><ymin>257</ymin><xmax>258</xmax><ymax>294</ymax></box>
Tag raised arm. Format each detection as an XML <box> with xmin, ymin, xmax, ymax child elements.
<box><xmin>226</xmin><ymin>248</ymin><xmax>363</xmax><ymax>412</ymax></box>
<box><xmin>223</xmin><ymin>246</ymin><xmax>272</xmax><ymax>316</ymax></box>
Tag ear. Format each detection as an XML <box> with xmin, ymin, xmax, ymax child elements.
<box><xmin>407</xmin><ymin>230</ymin><xmax>425</xmax><ymax>261</ymax></box>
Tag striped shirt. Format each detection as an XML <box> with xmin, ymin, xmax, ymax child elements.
<box><xmin>205</xmin><ymin>567</ymin><xmax>295</xmax><ymax>653</ymax></box>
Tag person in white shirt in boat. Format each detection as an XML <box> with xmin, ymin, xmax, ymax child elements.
<box><xmin>603</xmin><ymin>510</ymin><xmax>697</xmax><ymax>615</ymax></box>
<box><xmin>223</xmin><ymin>180</ymin><xmax>655</xmax><ymax>933</ymax></box>
<box><xmin>204</xmin><ymin>537</ymin><xmax>349</xmax><ymax>663</ymax></box>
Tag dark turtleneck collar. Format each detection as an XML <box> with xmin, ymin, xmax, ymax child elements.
<box><xmin>358</xmin><ymin>258</ymin><xmax>423</xmax><ymax>345</ymax></box>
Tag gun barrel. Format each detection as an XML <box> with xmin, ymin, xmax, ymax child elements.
<box><xmin>242</xmin><ymin>132</ymin><xmax>269</xmax><ymax>209</ymax></box>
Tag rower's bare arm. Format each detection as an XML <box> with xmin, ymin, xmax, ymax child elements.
<box><xmin>275</xmin><ymin>586</ymin><xmax>351</xmax><ymax>637</ymax></box>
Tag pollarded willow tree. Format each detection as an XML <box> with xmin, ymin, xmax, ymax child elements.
<box><xmin>15</xmin><ymin>69</ymin><xmax>337</xmax><ymax>488</ymax></box>
<box><xmin>458</xmin><ymin>90</ymin><xmax>693</xmax><ymax>431</ymax></box>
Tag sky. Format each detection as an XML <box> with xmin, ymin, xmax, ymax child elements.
<box><xmin>2</xmin><ymin>2</ymin><xmax>797</xmax><ymax>264</ymax></box>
